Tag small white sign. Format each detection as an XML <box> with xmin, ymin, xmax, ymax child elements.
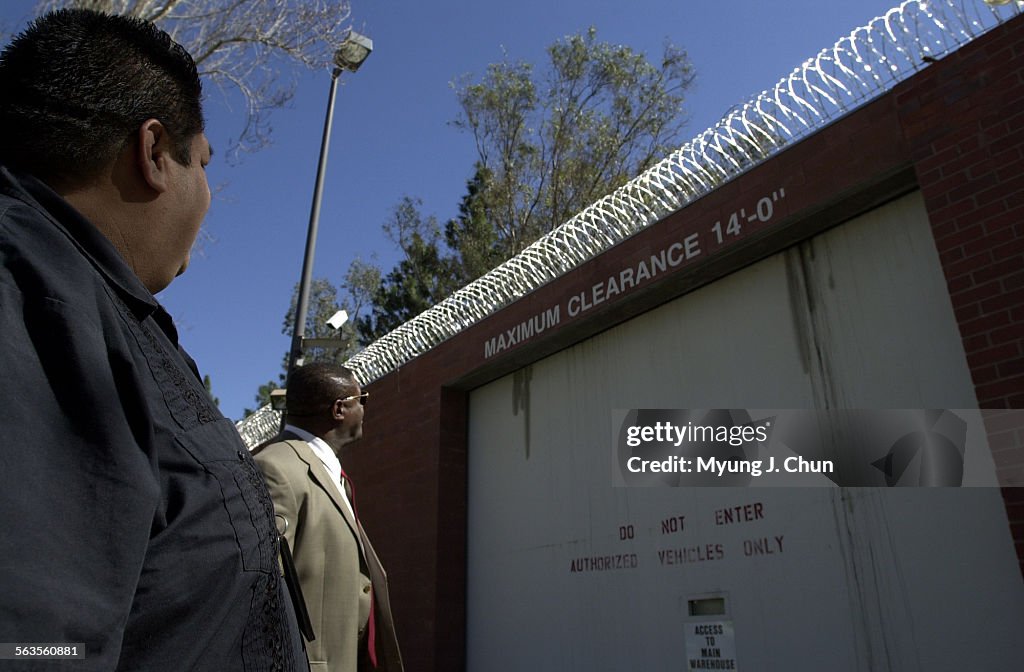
<box><xmin>685</xmin><ymin>620</ymin><xmax>737</xmax><ymax>670</ymax></box>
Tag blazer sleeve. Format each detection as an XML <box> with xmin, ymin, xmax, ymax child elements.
<box><xmin>255</xmin><ymin>448</ymin><xmax>302</xmax><ymax>550</ymax></box>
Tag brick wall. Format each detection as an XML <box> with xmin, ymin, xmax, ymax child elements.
<box><xmin>349</xmin><ymin>15</ymin><xmax>1024</xmax><ymax>670</ymax></box>
<box><xmin>895</xmin><ymin>16</ymin><xmax>1024</xmax><ymax>574</ymax></box>
<box><xmin>898</xmin><ymin>19</ymin><xmax>1024</xmax><ymax>411</ymax></box>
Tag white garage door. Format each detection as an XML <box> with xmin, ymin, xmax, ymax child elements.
<box><xmin>466</xmin><ymin>192</ymin><xmax>1024</xmax><ymax>671</ymax></box>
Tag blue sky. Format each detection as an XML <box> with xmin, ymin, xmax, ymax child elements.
<box><xmin>1</xmin><ymin>0</ymin><xmax>908</xmax><ymax>420</ymax></box>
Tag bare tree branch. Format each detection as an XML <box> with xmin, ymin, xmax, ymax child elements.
<box><xmin>39</xmin><ymin>0</ymin><xmax>354</xmax><ymax>158</ymax></box>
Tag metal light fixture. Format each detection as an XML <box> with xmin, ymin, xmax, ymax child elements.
<box><xmin>334</xmin><ymin>31</ymin><xmax>373</xmax><ymax>72</ymax></box>
<box><xmin>270</xmin><ymin>388</ymin><xmax>288</xmax><ymax>412</ymax></box>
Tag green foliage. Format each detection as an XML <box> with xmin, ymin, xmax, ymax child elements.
<box><xmin>202</xmin><ymin>374</ymin><xmax>220</xmax><ymax>408</ymax></box>
<box><xmin>356</xmin><ymin>197</ymin><xmax>462</xmax><ymax>341</ymax></box>
<box><xmin>243</xmin><ymin>379</ymin><xmax>280</xmax><ymax>418</ymax></box>
<box><xmin>356</xmin><ymin>184</ymin><xmax>506</xmax><ymax>343</ymax></box>
<box><xmin>452</xmin><ymin>27</ymin><xmax>695</xmax><ymax>255</ymax></box>
<box><xmin>443</xmin><ymin>165</ymin><xmax>504</xmax><ymax>285</ymax></box>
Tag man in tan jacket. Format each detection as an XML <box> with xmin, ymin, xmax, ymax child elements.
<box><xmin>254</xmin><ymin>363</ymin><xmax>403</xmax><ymax>672</ymax></box>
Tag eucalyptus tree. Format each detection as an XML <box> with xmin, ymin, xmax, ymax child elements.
<box><xmin>356</xmin><ymin>29</ymin><xmax>696</xmax><ymax>342</ymax></box>
<box><xmin>453</xmin><ymin>27</ymin><xmax>695</xmax><ymax>257</ymax></box>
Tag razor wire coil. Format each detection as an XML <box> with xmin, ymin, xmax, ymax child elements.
<box><xmin>238</xmin><ymin>0</ymin><xmax>1022</xmax><ymax>447</ymax></box>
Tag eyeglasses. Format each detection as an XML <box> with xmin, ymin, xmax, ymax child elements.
<box><xmin>339</xmin><ymin>391</ymin><xmax>369</xmax><ymax>407</ymax></box>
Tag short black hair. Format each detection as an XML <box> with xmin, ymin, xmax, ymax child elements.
<box><xmin>286</xmin><ymin>363</ymin><xmax>359</xmax><ymax>417</ymax></box>
<box><xmin>0</xmin><ymin>9</ymin><xmax>204</xmax><ymax>186</ymax></box>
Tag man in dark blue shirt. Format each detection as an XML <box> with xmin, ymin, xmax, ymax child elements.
<box><xmin>0</xmin><ymin>10</ymin><xmax>307</xmax><ymax>671</ymax></box>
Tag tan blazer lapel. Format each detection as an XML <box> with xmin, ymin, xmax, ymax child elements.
<box><xmin>283</xmin><ymin>439</ymin><xmax>361</xmax><ymax>541</ymax></box>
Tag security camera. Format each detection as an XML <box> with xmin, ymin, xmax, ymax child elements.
<box><xmin>326</xmin><ymin>310</ymin><xmax>349</xmax><ymax>330</ymax></box>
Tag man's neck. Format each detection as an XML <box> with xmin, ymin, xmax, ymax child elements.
<box><xmin>287</xmin><ymin>421</ymin><xmax>342</xmax><ymax>457</ymax></box>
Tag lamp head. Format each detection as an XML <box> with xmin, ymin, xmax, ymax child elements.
<box><xmin>270</xmin><ymin>388</ymin><xmax>288</xmax><ymax>411</ymax></box>
<box><xmin>334</xmin><ymin>31</ymin><xmax>373</xmax><ymax>72</ymax></box>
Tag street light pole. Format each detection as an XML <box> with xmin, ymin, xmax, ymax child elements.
<box><xmin>282</xmin><ymin>32</ymin><xmax>373</xmax><ymax>416</ymax></box>
<box><xmin>286</xmin><ymin>66</ymin><xmax>342</xmax><ymax>384</ymax></box>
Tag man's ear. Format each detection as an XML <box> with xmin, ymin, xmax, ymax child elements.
<box><xmin>136</xmin><ymin>118</ymin><xmax>172</xmax><ymax>193</ymax></box>
<box><xmin>332</xmin><ymin>400</ymin><xmax>346</xmax><ymax>420</ymax></box>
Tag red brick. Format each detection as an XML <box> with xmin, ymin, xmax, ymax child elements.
<box><xmin>956</xmin><ymin>132</ymin><xmax>982</xmax><ymax>155</ymax></box>
<box><xmin>998</xmin><ymin>160</ymin><xmax>1024</xmax><ymax>184</ymax></box>
<box><xmin>925</xmin><ymin>169</ymin><xmax>972</xmax><ymax>196</ymax></box>
<box><xmin>935</xmin><ymin>221</ymin><xmax>985</xmax><ymax>249</ymax></box>
<box><xmin>998</xmin><ymin>125</ymin><xmax>1024</xmax><ymax>151</ymax></box>
<box><xmin>999</xmin><ymin>470</ymin><xmax>1024</xmax><ymax>490</ymax></box>
<box><xmin>991</xmin><ymin>322</ymin><xmax>1024</xmax><ymax>345</ymax></box>
<box><xmin>994</xmin><ymin>194</ymin><xmax>1024</xmax><ymax>219</ymax></box>
<box><xmin>966</xmin><ymin>341</ymin><xmax>1020</xmax><ymax>368</ymax></box>
<box><xmin>982</xmin><ymin>214</ymin><xmax>1019</xmax><ymax>236</ymax></box>
<box><xmin>981</xmin><ymin>287</ymin><xmax>1024</xmax><ymax>314</ymax></box>
<box><xmin>997</xmin><ymin>78</ymin><xmax>1024</xmax><ymax>105</ymax></box>
<box><xmin>946</xmin><ymin>272</ymin><xmax>976</xmax><ymax>295</ymax></box>
<box><xmin>920</xmin><ymin>186</ymin><xmax>951</xmax><ymax>210</ymax></box>
<box><xmin>936</xmin><ymin>123</ymin><xmax>981</xmax><ymax>151</ymax></box>
<box><xmin>963</xmin><ymin>225</ymin><xmax>1018</xmax><ymax>258</ymax></box>
<box><xmin>979</xmin><ymin>377</ymin><xmax>1024</xmax><ymax>403</ymax></box>
<box><xmin>999</xmin><ymin>358</ymin><xmax>1024</xmax><ymax>380</ymax></box>
<box><xmin>930</xmin><ymin>218</ymin><xmax>959</xmax><ymax>241</ymax></box>
<box><xmin>993</xmin><ymin>446</ymin><xmax>1024</xmax><ymax>469</ymax></box>
<box><xmin>948</xmin><ymin>180</ymin><xmax>981</xmax><ymax>205</ymax></box>
<box><xmin>1004</xmin><ymin>105</ymin><xmax>1024</xmax><ymax>130</ymax></box>
<box><xmin>950</xmin><ymin>278</ymin><xmax>999</xmax><ymax>307</ymax></box>
<box><xmin>981</xmin><ymin>123</ymin><xmax>1013</xmax><ymax>147</ymax></box>
<box><xmin>973</xmin><ymin>256</ymin><xmax>1024</xmax><ymax>284</ymax></box>
<box><xmin>910</xmin><ymin>141</ymin><xmax>939</xmax><ymax>165</ymax></box>
<box><xmin>984</xmin><ymin>409</ymin><xmax>1024</xmax><ymax>430</ymax></box>
<box><xmin>995</xmin><ymin>85</ymin><xmax>1024</xmax><ymax>112</ymax></box>
<box><xmin>944</xmin><ymin>250</ymin><xmax>992</xmax><ymax>279</ymax></box>
<box><xmin>918</xmin><ymin>166</ymin><xmax>944</xmax><ymax>187</ymax></box>
<box><xmin>955</xmin><ymin>302</ymin><xmax>982</xmax><ymax>323</ymax></box>
<box><xmin>974</xmin><ymin>364</ymin><xmax>1001</xmax><ymax>385</ymax></box>
<box><xmin>957</xmin><ymin>145</ymin><xmax>995</xmax><ymax>173</ymax></box>
<box><xmin>963</xmin><ymin>333</ymin><xmax>992</xmax><ymax>353</ymax></box>
<box><xmin>989</xmin><ymin>429</ymin><xmax>1021</xmax><ymax>452</ymax></box>
<box><xmin>940</xmin><ymin>246</ymin><xmax>966</xmax><ymax>266</ymax></box>
<box><xmin>976</xmin><ymin>182</ymin><xmax>1024</xmax><ymax>210</ymax></box>
<box><xmin>930</xmin><ymin>199</ymin><xmax>980</xmax><ymax>230</ymax></box>
<box><xmin>1002</xmin><ymin>486</ymin><xmax>1024</xmax><ymax>508</ymax></box>
<box><xmin>991</xmin><ymin>238</ymin><xmax>1024</xmax><ymax>262</ymax></box>
<box><xmin>917</xmin><ymin>144</ymin><xmax>961</xmax><ymax>175</ymax></box>
<box><xmin>992</xmin><ymin>141</ymin><xmax>1023</xmax><ymax>163</ymax></box>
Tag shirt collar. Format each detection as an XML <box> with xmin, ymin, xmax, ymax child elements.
<box><xmin>284</xmin><ymin>424</ymin><xmax>343</xmax><ymax>474</ymax></box>
<box><xmin>0</xmin><ymin>165</ymin><xmax>160</xmax><ymax>317</ymax></box>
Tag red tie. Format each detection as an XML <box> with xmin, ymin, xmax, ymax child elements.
<box><xmin>340</xmin><ymin>468</ymin><xmax>378</xmax><ymax>668</ymax></box>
